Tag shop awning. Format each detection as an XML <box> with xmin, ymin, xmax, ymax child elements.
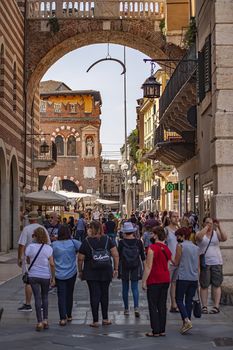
<box><xmin>95</xmin><ymin>199</ymin><xmax>119</xmax><ymax>205</ymax></box>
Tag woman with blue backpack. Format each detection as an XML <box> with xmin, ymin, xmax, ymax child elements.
<box><xmin>118</xmin><ymin>222</ymin><xmax>145</xmax><ymax>317</ymax></box>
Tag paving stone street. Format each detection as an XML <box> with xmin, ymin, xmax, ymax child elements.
<box><xmin>0</xmin><ymin>253</ymin><xmax>233</xmax><ymax>350</ymax></box>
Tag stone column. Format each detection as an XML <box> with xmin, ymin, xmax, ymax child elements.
<box><xmin>211</xmin><ymin>0</ymin><xmax>233</xmax><ymax>275</ymax></box>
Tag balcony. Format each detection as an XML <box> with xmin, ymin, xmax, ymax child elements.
<box><xmin>27</xmin><ymin>0</ymin><xmax>165</xmax><ymax>20</ymax></box>
<box><xmin>159</xmin><ymin>44</ymin><xmax>197</xmax><ymax>134</ymax></box>
<box><xmin>33</xmin><ymin>142</ymin><xmax>57</xmax><ymax>170</ymax></box>
<box><xmin>147</xmin><ymin>124</ymin><xmax>195</xmax><ymax>166</ymax></box>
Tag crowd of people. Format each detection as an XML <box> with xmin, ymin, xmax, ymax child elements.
<box><xmin>16</xmin><ymin>208</ymin><xmax>227</xmax><ymax>336</ymax></box>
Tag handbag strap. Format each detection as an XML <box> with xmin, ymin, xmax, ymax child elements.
<box><xmin>203</xmin><ymin>231</ymin><xmax>214</xmax><ymax>255</ymax></box>
<box><xmin>28</xmin><ymin>244</ymin><xmax>44</xmax><ymax>271</ymax></box>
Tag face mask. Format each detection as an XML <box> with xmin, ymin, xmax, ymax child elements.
<box><xmin>150</xmin><ymin>237</ymin><xmax>156</xmax><ymax>244</ymax></box>
<box><xmin>32</xmin><ymin>238</ymin><xmax>37</xmax><ymax>243</ymax></box>
<box><xmin>177</xmin><ymin>238</ymin><xmax>183</xmax><ymax>243</ymax></box>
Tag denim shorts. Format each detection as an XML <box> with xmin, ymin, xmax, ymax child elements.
<box><xmin>199</xmin><ymin>264</ymin><xmax>223</xmax><ymax>289</ymax></box>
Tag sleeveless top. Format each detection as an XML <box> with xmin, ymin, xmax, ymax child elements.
<box><xmin>177</xmin><ymin>240</ymin><xmax>199</xmax><ymax>281</ymax></box>
<box><xmin>147</xmin><ymin>243</ymin><xmax>171</xmax><ymax>285</ymax></box>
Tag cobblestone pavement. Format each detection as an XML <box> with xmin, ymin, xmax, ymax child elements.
<box><xmin>0</xmin><ymin>273</ymin><xmax>233</xmax><ymax>350</ymax></box>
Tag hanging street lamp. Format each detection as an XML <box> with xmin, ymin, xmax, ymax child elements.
<box><xmin>141</xmin><ymin>62</ymin><xmax>161</xmax><ymax>99</ymax></box>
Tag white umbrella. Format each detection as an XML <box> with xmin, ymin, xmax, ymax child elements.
<box><xmin>56</xmin><ymin>190</ymin><xmax>95</xmax><ymax>199</ymax></box>
<box><xmin>25</xmin><ymin>190</ymin><xmax>67</xmax><ymax>206</ymax></box>
<box><xmin>95</xmin><ymin>198</ymin><xmax>119</xmax><ymax>205</ymax></box>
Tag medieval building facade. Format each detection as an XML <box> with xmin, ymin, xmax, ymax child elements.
<box><xmin>39</xmin><ymin>81</ymin><xmax>102</xmax><ymax>195</ymax></box>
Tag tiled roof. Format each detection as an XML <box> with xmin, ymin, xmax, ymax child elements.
<box><xmin>39</xmin><ymin>80</ymin><xmax>71</xmax><ymax>93</ymax></box>
<box><xmin>40</xmin><ymin>89</ymin><xmax>102</xmax><ymax>104</ymax></box>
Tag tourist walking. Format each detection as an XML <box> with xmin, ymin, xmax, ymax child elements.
<box><xmin>174</xmin><ymin>227</ymin><xmax>200</xmax><ymax>334</ymax></box>
<box><xmin>142</xmin><ymin>226</ymin><xmax>171</xmax><ymax>337</ymax></box>
<box><xmin>52</xmin><ymin>225</ymin><xmax>81</xmax><ymax>326</ymax></box>
<box><xmin>17</xmin><ymin>211</ymin><xmax>50</xmax><ymax>312</ymax></box>
<box><xmin>25</xmin><ymin>227</ymin><xmax>55</xmax><ymax>331</ymax></box>
<box><xmin>44</xmin><ymin>212</ymin><xmax>61</xmax><ymax>242</ymax></box>
<box><xmin>196</xmin><ymin>217</ymin><xmax>227</xmax><ymax>314</ymax></box>
<box><xmin>78</xmin><ymin>221</ymin><xmax>119</xmax><ymax>327</ymax></box>
<box><xmin>164</xmin><ymin>211</ymin><xmax>180</xmax><ymax>312</ymax></box>
<box><xmin>118</xmin><ymin>222</ymin><xmax>145</xmax><ymax>317</ymax></box>
<box><xmin>75</xmin><ymin>213</ymin><xmax>87</xmax><ymax>242</ymax></box>
<box><xmin>105</xmin><ymin>213</ymin><xmax>117</xmax><ymax>244</ymax></box>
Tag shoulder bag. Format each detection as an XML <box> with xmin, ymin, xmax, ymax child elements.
<box><xmin>22</xmin><ymin>244</ymin><xmax>44</xmax><ymax>284</ymax></box>
<box><xmin>200</xmin><ymin>231</ymin><xmax>214</xmax><ymax>269</ymax></box>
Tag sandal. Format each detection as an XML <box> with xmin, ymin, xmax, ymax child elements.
<box><xmin>43</xmin><ymin>321</ymin><xmax>49</xmax><ymax>329</ymax></box>
<box><xmin>102</xmin><ymin>320</ymin><xmax>112</xmax><ymax>326</ymax></box>
<box><xmin>209</xmin><ymin>307</ymin><xmax>220</xmax><ymax>314</ymax></box>
<box><xmin>145</xmin><ymin>332</ymin><xmax>160</xmax><ymax>337</ymax></box>
<box><xmin>67</xmin><ymin>317</ymin><xmax>72</xmax><ymax>322</ymax></box>
<box><xmin>35</xmin><ymin>323</ymin><xmax>44</xmax><ymax>332</ymax></box>
<box><xmin>170</xmin><ymin>307</ymin><xmax>179</xmax><ymax>313</ymax></box>
<box><xmin>89</xmin><ymin>322</ymin><xmax>99</xmax><ymax>328</ymax></box>
<box><xmin>201</xmin><ymin>306</ymin><xmax>208</xmax><ymax>314</ymax></box>
<box><xmin>159</xmin><ymin>333</ymin><xmax>166</xmax><ymax>337</ymax></box>
<box><xmin>59</xmin><ymin>319</ymin><xmax>67</xmax><ymax>326</ymax></box>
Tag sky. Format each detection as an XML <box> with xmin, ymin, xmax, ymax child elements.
<box><xmin>42</xmin><ymin>44</ymin><xmax>151</xmax><ymax>159</ymax></box>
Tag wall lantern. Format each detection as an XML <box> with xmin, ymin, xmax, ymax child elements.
<box><xmin>40</xmin><ymin>141</ymin><xmax>50</xmax><ymax>154</ymax></box>
<box><xmin>141</xmin><ymin>62</ymin><xmax>161</xmax><ymax>99</ymax></box>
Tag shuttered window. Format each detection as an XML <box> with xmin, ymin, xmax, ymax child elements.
<box><xmin>197</xmin><ymin>35</ymin><xmax>211</xmax><ymax>103</ymax></box>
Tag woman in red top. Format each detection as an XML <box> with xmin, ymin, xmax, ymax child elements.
<box><xmin>142</xmin><ymin>226</ymin><xmax>172</xmax><ymax>337</ymax></box>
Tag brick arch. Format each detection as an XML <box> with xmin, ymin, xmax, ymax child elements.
<box><xmin>45</xmin><ymin>175</ymin><xmax>81</xmax><ymax>190</ymax></box>
<box><xmin>51</xmin><ymin>126</ymin><xmax>80</xmax><ymax>141</ymax></box>
<box><xmin>26</xmin><ymin>18</ymin><xmax>184</xmax><ymax>110</ymax></box>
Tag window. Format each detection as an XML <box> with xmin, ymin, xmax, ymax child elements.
<box><xmin>203</xmin><ymin>182</ymin><xmax>213</xmax><ymax>217</ymax></box>
<box><xmin>40</xmin><ymin>101</ymin><xmax>47</xmax><ymax>113</ymax></box>
<box><xmin>0</xmin><ymin>44</ymin><xmax>4</xmax><ymax>98</ymax></box>
<box><xmin>67</xmin><ymin>135</ymin><xmax>76</xmax><ymax>156</ymax></box>
<box><xmin>186</xmin><ymin>177</ymin><xmax>191</xmax><ymax>212</ymax></box>
<box><xmin>194</xmin><ymin>173</ymin><xmax>199</xmax><ymax>214</ymax></box>
<box><xmin>70</xmin><ymin>103</ymin><xmax>76</xmax><ymax>113</ymax></box>
<box><xmin>13</xmin><ymin>62</ymin><xmax>17</xmax><ymax>111</ymax></box>
<box><xmin>55</xmin><ymin>135</ymin><xmax>64</xmax><ymax>156</ymax></box>
<box><xmin>197</xmin><ymin>35</ymin><xmax>211</xmax><ymax>103</ymax></box>
<box><xmin>54</xmin><ymin>103</ymin><xmax>61</xmax><ymax>113</ymax></box>
<box><xmin>111</xmin><ymin>186</ymin><xmax>114</xmax><ymax>193</ymax></box>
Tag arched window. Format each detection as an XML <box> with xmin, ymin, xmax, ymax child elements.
<box><xmin>0</xmin><ymin>44</ymin><xmax>4</xmax><ymax>99</ymax></box>
<box><xmin>13</xmin><ymin>62</ymin><xmax>17</xmax><ymax>111</ymax></box>
<box><xmin>55</xmin><ymin>135</ymin><xmax>64</xmax><ymax>156</ymax></box>
<box><xmin>67</xmin><ymin>135</ymin><xmax>76</xmax><ymax>156</ymax></box>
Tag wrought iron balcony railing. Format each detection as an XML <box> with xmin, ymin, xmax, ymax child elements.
<box><xmin>27</xmin><ymin>0</ymin><xmax>165</xmax><ymax>20</ymax></box>
<box><xmin>33</xmin><ymin>142</ymin><xmax>57</xmax><ymax>170</ymax></box>
<box><xmin>159</xmin><ymin>44</ymin><xmax>197</xmax><ymax>120</ymax></box>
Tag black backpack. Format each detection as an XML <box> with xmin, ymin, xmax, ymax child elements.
<box><xmin>86</xmin><ymin>236</ymin><xmax>111</xmax><ymax>270</ymax></box>
<box><xmin>121</xmin><ymin>240</ymin><xmax>140</xmax><ymax>269</ymax></box>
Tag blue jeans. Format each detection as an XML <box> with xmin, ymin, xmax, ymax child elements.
<box><xmin>176</xmin><ymin>280</ymin><xmax>198</xmax><ymax>320</ymax></box>
<box><xmin>29</xmin><ymin>277</ymin><xmax>50</xmax><ymax>323</ymax></box>
<box><xmin>55</xmin><ymin>273</ymin><xmax>77</xmax><ymax>320</ymax></box>
<box><xmin>122</xmin><ymin>280</ymin><xmax>139</xmax><ymax>310</ymax></box>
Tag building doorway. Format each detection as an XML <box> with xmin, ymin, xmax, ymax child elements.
<box><xmin>60</xmin><ymin>179</ymin><xmax>79</xmax><ymax>193</ymax></box>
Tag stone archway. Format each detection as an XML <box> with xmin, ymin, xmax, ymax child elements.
<box><xmin>26</xmin><ymin>17</ymin><xmax>184</xmax><ymax>111</ymax></box>
<box><xmin>0</xmin><ymin>140</ymin><xmax>7</xmax><ymax>252</ymax></box>
<box><xmin>9</xmin><ymin>152</ymin><xmax>20</xmax><ymax>250</ymax></box>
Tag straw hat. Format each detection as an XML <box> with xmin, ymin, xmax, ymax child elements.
<box><xmin>122</xmin><ymin>222</ymin><xmax>137</xmax><ymax>233</ymax></box>
<box><xmin>28</xmin><ymin>211</ymin><xmax>39</xmax><ymax>220</ymax></box>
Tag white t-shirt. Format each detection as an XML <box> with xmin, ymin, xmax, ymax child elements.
<box><xmin>25</xmin><ymin>243</ymin><xmax>53</xmax><ymax>279</ymax></box>
<box><xmin>197</xmin><ymin>231</ymin><xmax>223</xmax><ymax>265</ymax></box>
<box><xmin>93</xmin><ymin>210</ymin><xmax>100</xmax><ymax>220</ymax></box>
<box><xmin>165</xmin><ymin>226</ymin><xmax>177</xmax><ymax>260</ymax></box>
<box><xmin>18</xmin><ymin>223</ymin><xmax>50</xmax><ymax>247</ymax></box>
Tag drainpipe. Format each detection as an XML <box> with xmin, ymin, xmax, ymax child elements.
<box><xmin>23</xmin><ymin>0</ymin><xmax>28</xmax><ymax>192</ymax></box>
